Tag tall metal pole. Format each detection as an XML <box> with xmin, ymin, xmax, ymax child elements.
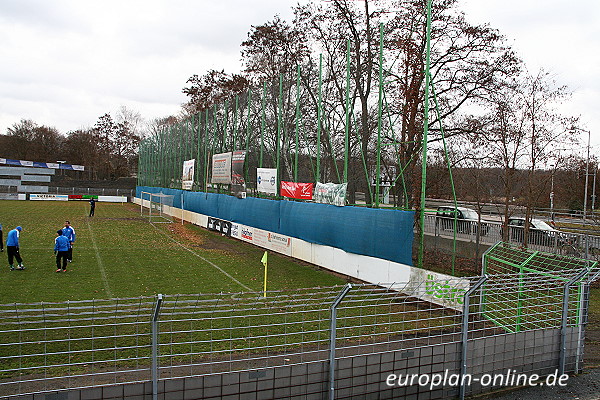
<box><xmin>295</xmin><ymin>65</ymin><xmax>301</xmax><ymax>182</ymax></box>
<box><xmin>418</xmin><ymin>0</ymin><xmax>432</xmax><ymax>269</ymax></box>
<box><xmin>260</xmin><ymin>82</ymin><xmax>266</xmax><ymax>168</ymax></box>
<box><xmin>584</xmin><ymin>129</ymin><xmax>590</xmax><ymax>222</ymax></box>
<box><xmin>317</xmin><ymin>54</ymin><xmax>323</xmax><ymax>181</ymax></box>
<box><xmin>376</xmin><ymin>24</ymin><xmax>384</xmax><ymax>208</ymax></box>
<box><xmin>233</xmin><ymin>95</ymin><xmax>239</xmax><ymax>151</ymax></box>
<box><xmin>277</xmin><ymin>74</ymin><xmax>283</xmax><ymax>195</ymax></box>
<box><xmin>550</xmin><ymin>164</ymin><xmax>555</xmax><ymax>223</ymax></box>
<box><xmin>152</xmin><ymin>294</ymin><xmax>163</xmax><ymax>400</ymax></box>
<box><xmin>328</xmin><ymin>284</ymin><xmax>352</xmax><ymax>400</ymax></box>
<box><xmin>344</xmin><ymin>39</ymin><xmax>350</xmax><ymax>183</ymax></box>
<box><xmin>593</xmin><ymin>167</ymin><xmax>597</xmax><ymax>212</ymax></box>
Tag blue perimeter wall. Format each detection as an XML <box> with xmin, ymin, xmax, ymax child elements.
<box><xmin>137</xmin><ymin>186</ymin><xmax>414</xmax><ymax>266</ymax></box>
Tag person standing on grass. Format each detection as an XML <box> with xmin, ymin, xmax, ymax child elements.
<box><xmin>62</xmin><ymin>221</ymin><xmax>76</xmax><ymax>263</ymax></box>
<box><xmin>0</xmin><ymin>222</ymin><xmax>3</xmax><ymax>252</ymax></box>
<box><xmin>54</xmin><ymin>229</ymin><xmax>70</xmax><ymax>272</ymax></box>
<box><xmin>89</xmin><ymin>198</ymin><xmax>96</xmax><ymax>217</ymax></box>
<box><xmin>6</xmin><ymin>226</ymin><xmax>24</xmax><ymax>271</ymax></box>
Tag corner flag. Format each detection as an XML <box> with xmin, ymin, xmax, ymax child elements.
<box><xmin>261</xmin><ymin>251</ymin><xmax>268</xmax><ymax>267</ymax></box>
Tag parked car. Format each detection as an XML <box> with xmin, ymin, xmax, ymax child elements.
<box><xmin>503</xmin><ymin>217</ymin><xmax>569</xmax><ymax>246</ymax></box>
<box><xmin>435</xmin><ymin>206</ymin><xmax>490</xmax><ymax>236</ymax></box>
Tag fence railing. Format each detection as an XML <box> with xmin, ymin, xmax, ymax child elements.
<box><xmin>423</xmin><ymin>214</ymin><xmax>600</xmax><ymax>260</ymax></box>
<box><xmin>0</xmin><ymin>272</ymin><xmax>595</xmax><ymax>399</ymax></box>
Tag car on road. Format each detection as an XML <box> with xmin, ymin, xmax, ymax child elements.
<box><xmin>503</xmin><ymin>217</ymin><xmax>569</xmax><ymax>246</ymax></box>
<box><xmin>435</xmin><ymin>206</ymin><xmax>490</xmax><ymax>236</ymax></box>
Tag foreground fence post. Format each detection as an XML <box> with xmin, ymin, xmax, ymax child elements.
<box><xmin>560</xmin><ymin>269</ymin><xmax>588</xmax><ymax>376</ymax></box>
<box><xmin>328</xmin><ymin>283</ymin><xmax>352</xmax><ymax>400</ymax></box>
<box><xmin>152</xmin><ymin>294</ymin><xmax>164</xmax><ymax>400</ymax></box>
<box><xmin>577</xmin><ymin>269</ymin><xmax>600</xmax><ymax>373</ymax></box>
<box><xmin>459</xmin><ymin>275</ymin><xmax>487</xmax><ymax>400</ymax></box>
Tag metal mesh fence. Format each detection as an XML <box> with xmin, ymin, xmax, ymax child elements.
<box><xmin>0</xmin><ymin>271</ymin><xmax>597</xmax><ymax>399</ymax></box>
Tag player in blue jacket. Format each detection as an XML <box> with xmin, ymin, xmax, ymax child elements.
<box><xmin>62</xmin><ymin>220</ymin><xmax>76</xmax><ymax>263</ymax></box>
<box><xmin>6</xmin><ymin>226</ymin><xmax>24</xmax><ymax>271</ymax></box>
<box><xmin>54</xmin><ymin>229</ymin><xmax>70</xmax><ymax>272</ymax></box>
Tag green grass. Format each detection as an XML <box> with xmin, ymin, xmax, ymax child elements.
<box><xmin>0</xmin><ymin>200</ymin><xmax>344</xmax><ymax>304</ymax></box>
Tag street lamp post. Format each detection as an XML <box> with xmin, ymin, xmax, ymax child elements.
<box><xmin>571</xmin><ymin>127</ymin><xmax>592</xmax><ymax>223</ymax></box>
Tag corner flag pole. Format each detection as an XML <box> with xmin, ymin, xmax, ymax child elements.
<box><xmin>261</xmin><ymin>251</ymin><xmax>268</xmax><ymax>297</ymax></box>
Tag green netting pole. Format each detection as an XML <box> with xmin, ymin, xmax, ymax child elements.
<box><xmin>172</xmin><ymin>124</ymin><xmax>177</xmax><ymax>188</ymax></box>
<box><xmin>196</xmin><ymin>113</ymin><xmax>202</xmax><ymax>190</ymax></box>
<box><xmin>164</xmin><ymin>127</ymin><xmax>169</xmax><ymax>187</ymax></box>
<box><xmin>178</xmin><ymin>123</ymin><xmax>183</xmax><ymax>187</ymax></box>
<box><xmin>137</xmin><ymin>140</ymin><xmax>142</xmax><ymax>187</ymax></box>
<box><xmin>376</xmin><ymin>23</ymin><xmax>384</xmax><ymax>208</ymax></box>
<box><xmin>344</xmin><ymin>39</ymin><xmax>350</xmax><ymax>183</ymax></box>
<box><xmin>204</xmin><ymin>108</ymin><xmax>210</xmax><ymax>192</ymax></box>
<box><xmin>171</xmin><ymin>126</ymin><xmax>175</xmax><ymax>187</ymax></box>
<box><xmin>277</xmin><ymin>74</ymin><xmax>283</xmax><ymax>194</ymax></box>
<box><xmin>233</xmin><ymin>95</ymin><xmax>239</xmax><ymax>151</ymax></box>
<box><xmin>245</xmin><ymin>88</ymin><xmax>252</xmax><ymax>185</ymax></box>
<box><xmin>167</xmin><ymin>126</ymin><xmax>172</xmax><ymax>187</ymax></box>
<box><xmin>260</xmin><ymin>82</ymin><xmax>266</xmax><ymax>168</ymax></box>
<box><xmin>185</xmin><ymin>118</ymin><xmax>190</xmax><ymax>163</ymax></box>
<box><xmin>212</xmin><ymin>104</ymin><xmax>218</xmax><ymax>192</ymax></box>
<box><xmin>317</xmin><ymin>54</ymin><xmax>323</xmax><ymax>182</ymax></box>
<box><xmin>140</xmin><ymin>139</ymin><xmax>145</xmax><ymax>186</ymax></box>
<box><xmin>158</xmin><ymin>131</ymin><xmax>162</xmax><ymax>186</ymax></box>
<box><xmin>140</xmin><ymin>140</ymin><xmax>145</xmax><ymax>186</ymax></box>
<box><xmin>294</xmin><ymin>65</ymin><xmax>301</xmax><ymax>182</ymax></box>
<box><xmin>223</xmin><ymin>100</ymin><xmax>228</xmax><ymax>153</ymax></box>
<box><xmin>418</xmin><ymin>0</ymin><xmax>432</xmax><ymax>269</ymax></box>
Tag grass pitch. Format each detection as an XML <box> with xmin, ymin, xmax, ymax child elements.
<box><xmin>0</xmin><ymin>200</ymin><xmax>344</xmax><ymax>304</ymax></box>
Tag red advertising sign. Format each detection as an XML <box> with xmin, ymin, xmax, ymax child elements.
<box><xmin>280</xmin><ymin>181</ymin><xmax>314</xmax><ymax>200</ymax></box>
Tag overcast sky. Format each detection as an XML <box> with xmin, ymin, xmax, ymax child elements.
<box><xmin>1</xmin><ymin>0</ymin><xmax>598</xmax><ymax>156</ymax></box>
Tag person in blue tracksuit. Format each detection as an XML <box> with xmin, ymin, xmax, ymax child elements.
<box><xmin>6</xmin><ymin>226</ymin><xmax>24</xmax><ymax>271</ymax></box>
<box><xmin>54</xmin><ymin>229</ymin><xmax>70</xmax><ymax>272</ymax></box>
<box><xmin>61</xmin><ymin>220</ymin><xmax>76</xmax><ymax>263</ymax></box>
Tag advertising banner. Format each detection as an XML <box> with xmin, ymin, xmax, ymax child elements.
<box><xmin>0</xmin><ymin>158</ymin><xmax>84</xmax><ymax>170</ymax></box>
<box><xmin>314</xmin><ymin>182</ymin><xmax>347</xmax><ymax>206</ymax></box>
<box><xmin>257</xmin><ymin>168</ymin><xmax>278</xmax><ymax>195</ymax></box>
<box><xmin>280</xmin><ymin>181</ymin><xmax>314</xmax><ymax>200</ymax></box>
<box><xmin>253</xmin><ymin>228</ymin><xmax>293</xmax><ymax>256</ymax></box>
<box><xmin>207</xmin><ymin>217</ymin><xmax>232</xmax><ymax>236</ymax></box>
<box><xmin>231</xmin><ymin>150</ymin><xmax>247</xmax><ymax>198</ymax></box>
<box><xmin>182</xmin><ymin>159</ymin><xmax>195</xmax><ymax>190</ymax></box>
<box><xmin>405</xmin><ymin>269</ymin><xmax>470</xmax><ymax>311</ymax></box>
<box><xmin>30</xmin><ymin>194</ymin><xmax>68</xmax><ymax>201</ymax></box>
<box><xmin>211</xmin><ymin>152</ymin><xmax>232</xmax><ymax>184</ymax></box>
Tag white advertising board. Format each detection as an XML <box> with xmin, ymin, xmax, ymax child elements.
<box><xmin>30</xmin><ymin>194</ymin><xmax>68</xmax><ymax>201</ymax></box>
<box><xmin>257</xmin><ymin>168</ymin><xmax>277</xmax><ymax>195</ymax></box>
<box><xmin>253</xmin><ymin>228</ymin><xmax>292</xmax><ymax>256</ymax></box>
<box><xmin>182</xmin><ymin>159</ymin><xmax>195</xmax><ymax>190</ymax></box>
<box><xmin>211</xmin><ymin>152</ymin><xmax>232</xmax><ymax>184</ymax></box>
